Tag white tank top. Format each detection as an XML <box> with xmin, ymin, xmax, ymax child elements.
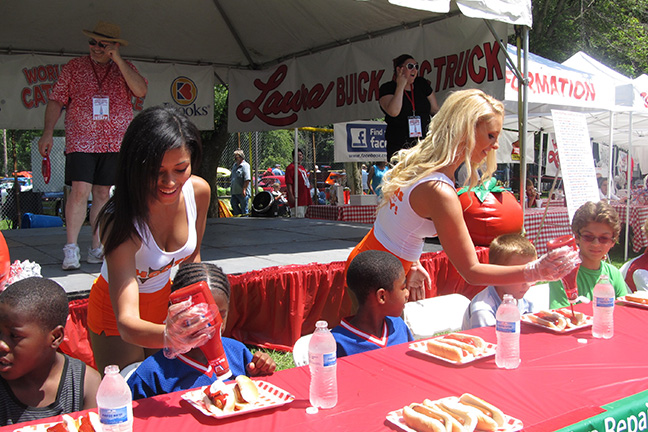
<box><xmin>374</xmin><ymin>172</ymin><xmax>454</xmax><ymax>262</ymax></box>
<box><xmin>100</xmin><ymin>179</ymin><xmax>198</xmax><ymax>293</ymax></box>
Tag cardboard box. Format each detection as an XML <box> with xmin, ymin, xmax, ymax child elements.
<box><xmin>349</xmin><ymin>194</ymin><xmax>378</xmax><ymax>206</ymax></box>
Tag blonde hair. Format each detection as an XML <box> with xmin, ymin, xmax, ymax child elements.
<box><xmin>488</xmin><ymin>234</ymin><xmax>537</xmax><ymax>265</ymax></box>
<box><xmin>381</xmin><ymin>89</ymin><xmax>504</xmax><ymax>206</ymax></box>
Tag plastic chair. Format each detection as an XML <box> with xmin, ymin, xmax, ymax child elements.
<box><xmin>292</xmin><ymin>333</ymin><xmax>313</xmax><ymax>367</ymax></box>
<box><xmin>523</xmin><ymin>283</ymin><xmax>550</xmax><ymax>312</ymax></box>
<box><xmin>402</xmin><ymin>293</ymin><xmax>470</xmax><ymax>340</ymax></box>
<box><xmin>119</xmin><ymin>361</ymin><xmax>142</xmax><ymax>381</ymax></box>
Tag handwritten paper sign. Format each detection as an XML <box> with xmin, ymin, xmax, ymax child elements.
<box><xmin>551</xmin><ymin>110</ymin><xmax>600</xmax><ymax>222</ymax></box>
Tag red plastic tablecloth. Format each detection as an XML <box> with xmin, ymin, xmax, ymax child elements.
<box><xmin>59</xmin><ymin>249</ymin><xmax>488</xmax><ymax>364</ymax></box>
<box><xmin>13</xmin><ymin>303</ymin><xmax>648</xmax><ymax>432</ymax></box>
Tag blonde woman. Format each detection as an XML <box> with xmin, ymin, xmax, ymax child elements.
<box><xmin>346</xmin><ymin>89</ymin><xmax>578</xmax><ymax>301</ymax></box>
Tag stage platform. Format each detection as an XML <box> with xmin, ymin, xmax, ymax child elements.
<box><xmin>2</xmin><ymin>216</ymin><xmax>444</xmax><ymax>294</ymax></box>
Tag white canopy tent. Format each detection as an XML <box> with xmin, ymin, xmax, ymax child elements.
<box><xmin>2</xmin><ymin>0</ymin><xmax>534</xmax><ymax>208</ymax></box>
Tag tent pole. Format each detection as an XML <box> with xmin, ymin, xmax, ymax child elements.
<box><xmin>624</xmin><ymin>113</ymin><xmax>633</xmax><ymax>261</ymax></box>
<box><xmin>537</xmin><ymin>132</ymin><xmax>544</xmax><ymax>195</ymax></box>
<box><xmin>518</xmin><ymin>26</ymin><xmax>529</xmax><ymax>213</ymax></box>
<box><xmin>607</xmin><ymin>111</ymin><xmax>614</xmax><ymax>198</ymax></box>
<box><xmin>294</xmin><ymin>128</ymin><xmax>299</xmax><ymax>211</ymax></box>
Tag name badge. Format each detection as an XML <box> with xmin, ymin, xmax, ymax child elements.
<box><xmin>408</xmin><ymin>116</ymin><xmax>422</xmax><ymax>138</ymax></box>
<box><xmin>93</xmin><ymin>97</ymin><xmax>110</xmax><ymax>121</ymax></box>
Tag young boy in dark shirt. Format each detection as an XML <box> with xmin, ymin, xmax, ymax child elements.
<box><xmin>0</xmin><ymin>277</ymin><xmax>101</xmax><ymax>425</ymax></box>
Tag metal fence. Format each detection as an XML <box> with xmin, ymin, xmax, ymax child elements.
<box><xmin>1</xmin><ymin>129</ymin><xmax>335</xmax><ymax>228</ymax></box>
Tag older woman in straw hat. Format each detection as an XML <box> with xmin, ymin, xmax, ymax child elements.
<box><xmin>345</xmin><ymin>89</ymin><xmax>579</xmax><ymax>304</ymax></box>
<box><xmin>38</xmin><ymin>21</ymin><xmax>147</xmax><ymax>271</ymax></box>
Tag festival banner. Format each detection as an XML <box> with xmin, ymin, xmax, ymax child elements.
<box><xmin>228</xmin><ymin>14</ymin><xmax>507</xmax><ymax>132</ymax></box>
<box><xmin>556</xmin><ymin>390</ymin><xmax>648</xmax><ymax>432</ymax></box>
<box><xmin>0</xmin><ymin>54</ymin><xmax>214</xmax><ymax>130</ymax></box>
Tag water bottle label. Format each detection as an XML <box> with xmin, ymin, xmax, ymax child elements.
<box><xmin>496</xmin><ymin>320</ymin><xmax>517</xmax><ymax>333</ymax></box>
<box><xmin>99</xmin><ymin>406</ymin><xmax>129</xmax><ymax>425</ymax></box>
<box><xmin>595</xmin><ymin>297</ymin><xmax>615</xmax><ymax>307</ymax></box>
<box><xmin>322</xmin><ymin>352</ymin><xmax>336</xmax><ymax>367</ymax></box>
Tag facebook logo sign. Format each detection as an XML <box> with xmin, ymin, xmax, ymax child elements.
<box><xmin>346</xmin><ymin>123</ymin><xmax>386</xmax><ymax>154</ymax></box>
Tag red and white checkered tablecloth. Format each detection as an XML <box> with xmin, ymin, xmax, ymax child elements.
<box><xmin>524</xmin><ymin>207</ymin><xmax>572</xmax><ymax>255</ymax></box>
<box><xmin>339</xmin><ymin>205</ymin><xmax>377</xmax><ymax>223</ymax></box>
<box><xmin>611</xmin><ymin>203</ymin><xmax>648</xmax><ymax>252</ymax></box>
<box><xmin>305</xmin><ymin>205</ymin><xmax>341</xmax><ymax>221</ymax></box>
<box><xmin>306</xmin><ymin>205</ymin><xmax>377</xmax><ymax>224</ymax></box>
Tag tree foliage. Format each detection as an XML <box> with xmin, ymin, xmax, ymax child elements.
<box><xmin>530</xmin><ymin>0</ymin><xmax>648</xmax><ymax>77</ymax></box>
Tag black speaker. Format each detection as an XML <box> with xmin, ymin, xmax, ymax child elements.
<box><xmin>251</xmin><ymin>191</ymin><xmax>279</xmax><ymax>217</ymax></box>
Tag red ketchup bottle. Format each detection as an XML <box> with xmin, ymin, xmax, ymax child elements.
<box><xmin>546</xmin><ymin>235</ymin><xmax>579</xmax><ymax>303</ymax></box>
<box><xmin>168</xmin><ymin>281</ymin><xmax>232</xmax><ymax>380</ymax></box>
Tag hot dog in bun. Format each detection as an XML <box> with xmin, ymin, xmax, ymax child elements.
<box><xmin>203</xmin><ymin>380</ymin><xmax>236</xmax><ymax>414</ymax></box>
<box><xmin>526</xmin><ymin>310</ymin><xmax>567</xmax><ymax>331</ymax></box>
<box><xmin>403</xmin><ymin>403</ymin><xmax>463</xmax><ymax>432</ymax></box>
<box><xmin>232</xmin><ymin>375</ymin><xmax>260</xmax><ymax>409</ymax></box>
<box><xmin>553</xmin><ymin>308</ymin><xmax>587</xmax><ymax>327</ymax></box>
<box><xmin>425</xmin><ymin>400</ymin><xmax>478</xmax><ymax>432</ymax></box>
<box><xmin>625</xmin><ymin>291</ymin><xmax>648</xmax><ymax>305</ymax></box>
<box><xmin>425</xmin><ymin>333</ymin><xmax>488</xmax><ymax>362</ymax></box>
<box><xmin>459</xmin><ymin>393</ymin><xmax>506</xmax><ymax>430</ymax></box>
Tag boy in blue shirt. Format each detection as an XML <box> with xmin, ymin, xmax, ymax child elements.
<box><xmin>332</xmin><ymin>250</ymin><xmax>413</xmax><ymax>357</ymax></box>
<box><xmin>127</xmin><ymin>263</ymin><xmax>276</xmax><ymax>399</ymax></box>
<box><xmin>462</xmin><ymin>234</ymin><xmax>537</xmax><ymax>329</ymax></box>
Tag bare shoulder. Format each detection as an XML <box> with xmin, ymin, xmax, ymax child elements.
<box><xmin>410</xmin><ymin>179</ymin><xmax>461</xmax><ymax>219</ymax></box>
<box><xmin>190</xmin><ymin>175</ymin><xmax>211</xmax><ymax>208</ymax></box>
<box><xmin>82</xmin><ymin>363</ymin><xmax>102</xmax><ymax>410</ymax></box>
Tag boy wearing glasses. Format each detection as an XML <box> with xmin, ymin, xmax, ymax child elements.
<box><xmin>37</xmin><ymin>21</ymin><xmax>147</xmax><ymax>271</ymax></box>
<box><xmin>549</xmin><ymin>201</ymin><xmax>628</xmax><ymax>309</ymax></box>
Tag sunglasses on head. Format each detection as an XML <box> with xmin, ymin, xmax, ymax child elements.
<box><xmin>579</xmin><ymin>233</ymin><xmax>615</xmax><ymax>245</ymax></box>
<box><xmin>88</xmin><ymin>39</ymin><xmax>108</xmax><ymax>48</ymax></box>
<box><xmin>404</xmin><ymin>63</ymin><xmax>419</xmax><ymax>71</ymax></box>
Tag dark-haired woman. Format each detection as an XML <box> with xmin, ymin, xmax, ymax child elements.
<box><xmin>87</xmin><ymin>106</ymin><xmax>211</xmax><ymax>373</ymax></box>
<box><xmin>379</xmin><ymin>54</ymin><xmax>440</xmax><ymax>160</ymax></box>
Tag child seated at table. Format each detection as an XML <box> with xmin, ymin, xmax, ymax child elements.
<box><xmin>549</xmin><ymin>201</ymin><xmax>628</xmax><ymax>308</ymax></box>
<box><xmin>332</xmin><ymin>250</ymin><xmax>413</xmax><ymax>357</ymax></box>
<box><xmin>127</xmin><ymin>262</ymin><xmax>276</xmax><ymax>400</ymax></box>
<box><xmin>622</xmin><ymin>218</ymin><xmax>648</xmax><ymax>292</ymax></box>
<box><xmin>0</xmin><ymin>277</ymin><xmax>101</xmax><ymax>426</ymax></box>
<box><xmin>462</xmin><ymin>234</ymin><xmax>537</xmax><ymax>330</ymax></box>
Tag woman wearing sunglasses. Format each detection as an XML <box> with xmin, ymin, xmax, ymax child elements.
<box><xmin>379</xmin><ymin>54</ymin><xmax>440</xmax><ymax>160</ymax></box>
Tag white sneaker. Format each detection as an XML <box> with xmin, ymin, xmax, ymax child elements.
<box><xmin>62</xmin><ymin>244</ymin><xmax>80</xmax><ymax>270</ymax></box>
<box><xmin>87</xmin><ymin>246</ymin><xmax>104</xmax><ymax>264</ymax></box>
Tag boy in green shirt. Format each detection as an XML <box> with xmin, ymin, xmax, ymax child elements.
<box><xmin>549</xmin><ymin>201</ymin><xmax>628</xmax><ymax>309</ymax></box>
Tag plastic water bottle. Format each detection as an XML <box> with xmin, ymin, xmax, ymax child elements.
<box><xmin>308</xmin><ymin>320</ymin><xmax>338</xmax><ymax>409</ymax></box>
<box><xmin>96</xmin><ymin>365</ymin><xmax>133</xmax><ymax>432</ymax></box>
<box><xmin>592</xmin><ymin>274</ymin><xmax>615</xmax><ymax>339</ymax></box>
<box><xmin>495</xmin><ymin>294</ymin><xmax>521</xmax><ymax>369</ymax></box>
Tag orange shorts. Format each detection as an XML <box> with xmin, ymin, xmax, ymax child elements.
<box><xmin>345</xmin><ymin>227</ymin><xmax>414</xmax><ymax>275</ymax></box>
<box><xmin>87</xmin><ymin>275</ymin><xmax>171</xmax><ymax>336</ymax></box>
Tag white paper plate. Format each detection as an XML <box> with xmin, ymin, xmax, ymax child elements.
<box><xmin>386</xmin><ymin>396</ymin><xmax>523</xmax><ymax>432</ymax></box>
<box><xmin>181</xmin><ymin>380</ymin><xmax>294</xmax><ymax>419</ymax></box>
<box><xmin>409</xmin><ymin>336</ymin><xmax>496</xmax><ymax>365</ymax></box>
<box><xmin>521</xmin><ymin>310</ymin><xmax>592</xmax><ymax>333</ymax></box>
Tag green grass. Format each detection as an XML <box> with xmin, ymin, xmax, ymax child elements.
<box><xmin>250</xmin><ymin>347</ymin><xmax>295</xmax><ymax>371</ymax></box>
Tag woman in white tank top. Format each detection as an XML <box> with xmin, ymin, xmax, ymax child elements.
<box><xmin>88</xmin><ymin>107</ymin><xmax>212</xmax><ymax>373</ymax></box>
<box><xmin>347</xmin><ymin>89</ymin><xmax>579</xmax><ymax>302</ymax></box>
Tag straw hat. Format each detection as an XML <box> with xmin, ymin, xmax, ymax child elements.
<box><xmin>82</xmin><ymin>21</ymin><xmax>129</xmax><ymax>46</ymax></box>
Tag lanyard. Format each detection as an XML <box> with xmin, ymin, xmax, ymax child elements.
<box><xmin>90</xmin><ymin>59</ymin><xmax>113</xmax><ymax>93</ymax></box>
<box><xmin>404</xmin><ymin>83</ymin><xmax>416</xmax><ymax>116</ymax></box>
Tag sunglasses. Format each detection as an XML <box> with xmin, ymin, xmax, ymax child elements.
<box><xmin>404</xmin><ymin>63</ymin><xmax>419</xmax><ymax>71</ymax></box>
<box><xmin>579</xmin><ymin>233</ymin><xmax>615</xmax><ymax>245</ymax></box>
<box><xmin>88</xmin><ymin>39</ymin><xmax>109</xmax><ymax>48</ymax></box>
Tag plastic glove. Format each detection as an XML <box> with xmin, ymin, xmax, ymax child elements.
<box><xmin>163</xmin><ymin>299</ymin><xmax>216</xmax><ymax>359</ymax></box>
<box><xmin>524</xmin><ymin>246</ymin><xmax>581</xmax><ymax>283</ymax></box>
